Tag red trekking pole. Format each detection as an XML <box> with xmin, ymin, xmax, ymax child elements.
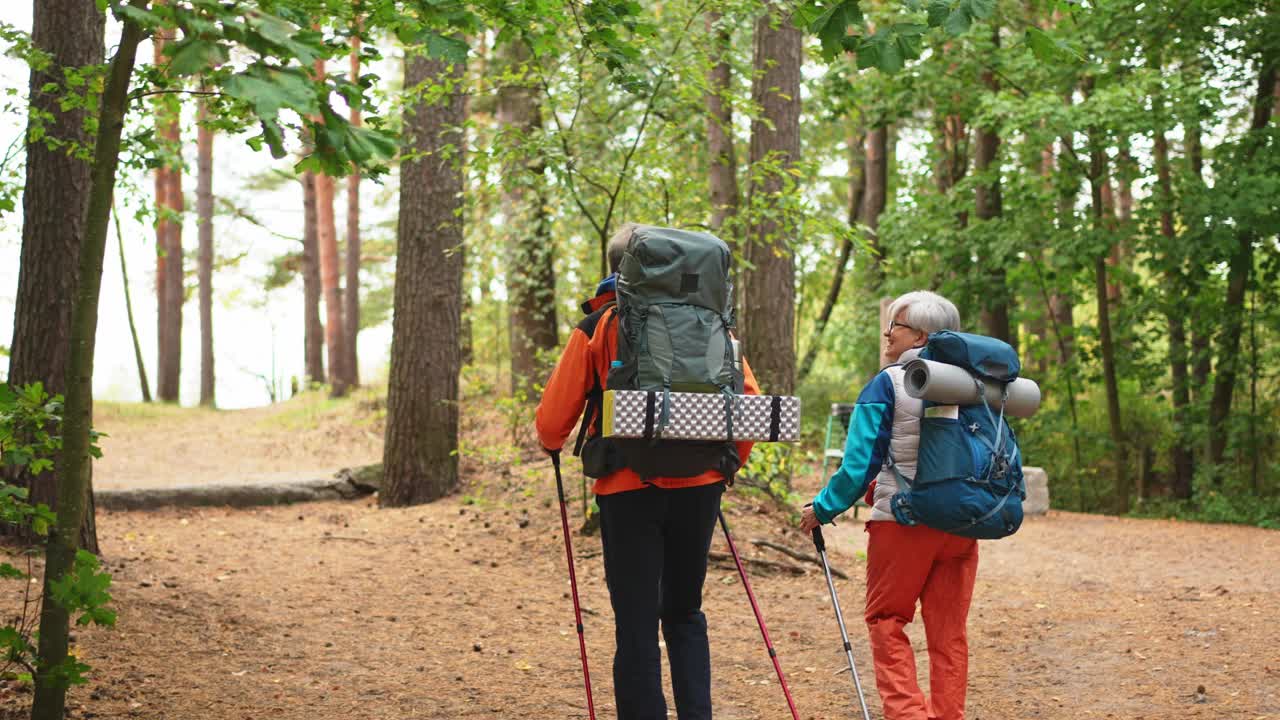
<box><xmin>717</xmin><ymin>509</ymin><xmax>801</xmax><ymax>720</ymax></box>
<box><xmin>551</xmin><ymin>451</ymin><xmax>597</xmax><ymax>720</ymax></box>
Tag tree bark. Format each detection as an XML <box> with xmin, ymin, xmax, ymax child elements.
<box><xmin>741</xmin><ymin>1</ymin><xmax>801</xmax><ymax>397</ymax></box>
<box><xmin>1084</xmin><ymin>77</ymin><xmax>1127</xmax><ymax>514</ymax></box>
<box><xmin>301</xmin><ymin>172</ymin><xmax>324</xmax><ymax>385</ymax></box>
<box><xmin>344</xmin><ymin>35</ymin><xmax>362</xmax><ymax>390</ymax></box>
<box><xmin>197</xmin><ymin>92</ymin><xmax>214</xmax><ymax>407</ymax></box>
<box><xmin>1051</xmin><ymin>112</ymin><xmax>1077</xmax><ymax>365</ymax></box>
<box><xmin>153</xmin><ymin>29</ymin><xmax>184</xmax><ymax>404</ymax></box>
<box><xmin>935</xmin><ymin>114</ymin><xmax>968</xmax><ymax>195</ymax></box>
<box><xmin>797</xmin><ymin>125</ymin><xmax>864</xmax><ymax>385</ymax></box>
<box><xmin>1185</xmin><ymin>121</ymin><xmax>1211</xmax><ymax>397</ymax></box>
<box><xmin>705</xmin><ymin>11</ymin><xmax>739</xmax><ymax>233</ymax></box>
<box><xmin>1207</xmin><ymin>62</ymin><xmax>1275</xmax><ymax>475</ymax></box>
<box><xmin>313</xmin><ymin>59</ymin><xmax>348</xmax><ymax>397</ymax></box>
<box><xmin>1150</xmin><ymin>57</ymin><xmax>1194</xmax><ymax>500</ymax></box>
<box><xmin>498</xmin><ymin>39</ymin><xmax>557</xmax><ymax>398</ymax></box>
<box><xmin>863</xmin><ymin>126</ymin><xmax>888</xmax><ymax>289</ymax></box>
<box><xmin>31</xmin><ymin>14</ymin><xmax>141</xmax><ymax>718</ymax></box>
<box><xmin>380</xmin><ymin>49</ymin><xmax>466</xmax><ymax>507</ymax></box>
<box><xmin>4</xmin><ymin>0</ymin><xmax>103</xmax><ymax>553</ymax></box>
<box><xmin>974</xmin><ymin>27</ymin><xmax>1010</xmax><ymax>346</ymax></box>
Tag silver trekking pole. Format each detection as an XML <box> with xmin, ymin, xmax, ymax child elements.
<box><xmin>811</xmin><ymin>525</ymin><xmax>872</xmax><ymax>720</ymax></box>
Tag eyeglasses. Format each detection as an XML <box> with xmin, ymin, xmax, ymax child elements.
<box><xmin>886</xmin><ymin>319</ymin><xmax>918</xmax><ymax>335</ymax></box>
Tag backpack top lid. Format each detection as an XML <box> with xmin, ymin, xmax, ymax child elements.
<box><xmin>921</xmin><ymin>331</ymin><xmax>1021</xmax><ymax>383</ymax></box>
<box><xmin>617</xmin><ymin>226</ymin><xmax>733</xmax><ymax>315</ymax></box>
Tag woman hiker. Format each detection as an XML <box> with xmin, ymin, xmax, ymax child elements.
<box><xmin>799</xmin><ymin>290</ymin><xmax>977</xmax><ymax>720</ymax></box>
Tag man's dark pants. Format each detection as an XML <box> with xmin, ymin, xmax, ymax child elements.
<box><xmin>596</xmin><ymin>481</ymin><xmax>725</xmax><ymax>720</ymax></box>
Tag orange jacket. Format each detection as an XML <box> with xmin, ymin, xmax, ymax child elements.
<box><xmin>535</xmin><ymin>294</ymin><xmax>760</xmax><ymax>495</ymax></box>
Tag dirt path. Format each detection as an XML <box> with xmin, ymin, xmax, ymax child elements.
<box><xmin>90</xmin><ymin>394</ymin><xmax>384</xmax><ymax>490</ymax></box>
<box><xmin>3</xmin><ymin>397</ymin><xmax>1277</xmax><ymax>718</ymax></box>
<box><xmin>1</xmin><ymin>465</ymin><xmax>1271</xmax><ymax>719</ymax></box>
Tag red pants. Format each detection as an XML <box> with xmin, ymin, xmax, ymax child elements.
<box><xmin>864</xmin><ymin>521</ymin><xmax>978</xmax><ymax>720</ymax></box>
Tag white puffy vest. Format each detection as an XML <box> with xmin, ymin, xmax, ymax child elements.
<box><xmin>868</xmin><ymin>348</ymin><xmax>923</xmax><ymax>522</ymax></box>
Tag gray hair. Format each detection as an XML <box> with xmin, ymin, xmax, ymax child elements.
<box><xmin>607</xmin><ymin>223</ymin><xmax>640</xmax><ymax>274</ymax></box>
<box><xmin>887</xmin><ymin>290</ymin><xmax>961</xmax><ymax>335</ymax></box>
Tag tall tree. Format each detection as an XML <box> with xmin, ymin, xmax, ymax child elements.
<box><xmin>381</xmin><ymin>48</ymin><xmax>466</xmax><ymax>506</ymax></box>
<box><xmin>1207</xmin><ymin>61</ymin><xmax>1276</xmax><ymax>474</ymax></box>
<box><xmin>1084</xmin><ymin>76</ymin><xmax>1128</xmax><ymax>514</ymax></box>
<box><xmin>301</xmin><ymin>171</ymin><xmax>324</xmax><ymax>385</ymax></box>
<box><xmin>1050</xmin><ymin>101</ymin><xmax>1078</xmax><ymax>365</ymax></box>
<box><xmin>3</xmin><ymin>0</ymin><xmax>104</xmax><ymax>552</ymax></box>
<box><xmin>344</xmin><ymin>34</ymin><xmax>362</xmax><ymax>390</ymax></box>
<box><xmin>974</xmin><ymin>26</ymin><xmax>1010</xmax><ymax>345</ymax></box>
<box><xmin>705</xmin><ymin>10</ymin><xmax>739</xmax><ymax>233</ymax></box>
<box><xmin>314</xmin><ymin>58</ymin><xmax>348</xmax><ymax>397</ymax></box>
<box><xmin>196</xmin><ymin>91</ymin><xmax>215</xmax><ymax>407</ymax></box>
<box><xmin>797</xmin><ymin>124</ymin><xmax>864</xmax><ymax>385</ymax></box>
<box><xmin>153</xmin><ymin>30</ymin><xmax>184</xmax><ymax>403</ymax></box>
<box><xmin>498</xmin><ymin>39</ymin><xmax>557</xmax><ymax>397</ymax></box>
<box><xmin>31</xmin><ymin>13</ymin><xmax>142</xmax><ymax>717</ymax></box>
<box><xmin>1150</xmin><ymin>53</ymin><xmax>1194</xmax><ymax>500</ymax></box>
<box><xmin>741</xmin><ymin>1</ymin><xmax>801</xmax><ymax>396</ymax></box>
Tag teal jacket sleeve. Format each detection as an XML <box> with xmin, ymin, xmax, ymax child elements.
<box><xmin>812</xmin><ymin>371</ymin><xmax>895</xmax><ymax>524</ymax></box>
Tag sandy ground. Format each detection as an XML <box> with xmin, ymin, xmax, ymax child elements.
<box><xmin>1</xmin><ymin>396</ymin><xmax>1277</xmax><ymax>719</ymax></box>
<box><xmin>90</xmin><ymin>395</ymin><xmax>385</xmax><ymax>490</ymax></box>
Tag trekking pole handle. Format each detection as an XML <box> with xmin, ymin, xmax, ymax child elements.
<box><xmin>811</xmin><ymin>525</ymin><xmax>826</xmax><ymax>553</ymax></box>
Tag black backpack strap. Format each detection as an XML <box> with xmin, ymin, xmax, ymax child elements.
<box><xmin>571</xmin><ymin>304</ymin><xmax>617</xmax><ymax>457</ymax></box>
<box><xmin>573</xmin><ymin>377</ymin><xmax>602</xmax><ymax>457</ymax></box>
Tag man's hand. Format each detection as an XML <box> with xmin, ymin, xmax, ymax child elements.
<box><xmin>799</xmin><ymin>503</ymin><xmax>820</xmax><ymax>534</ymax></box>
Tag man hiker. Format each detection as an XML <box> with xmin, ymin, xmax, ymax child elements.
<box><xmin>535</xmin><ymin>223</ymin><xmax>761</xmax><ymax>720</ymax></box>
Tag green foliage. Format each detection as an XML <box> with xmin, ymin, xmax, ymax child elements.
<box><xmin>50</xmin><ymin>551</ymin><xmax>117</xmax><ymax>628</ymax></box>
<box><xmin>737</xmin><ymin>443</ymin><xmax>803</xmax><ymax>507</ymax></box>
<box><xmin>797</xmin><ymin>0</ymin><xmax>997</xmax><ymax>68</ymax></box>
<box><xmin>1131</xmin><ymin>492</ymin><xmax>1280</xmax><ymax>530</ymax></box>
<box><xmin>0</xmin><ymin>384</ymin><xmax>114</xmax><ymax>686</ymax></box>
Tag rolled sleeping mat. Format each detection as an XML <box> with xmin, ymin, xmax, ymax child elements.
<box><xmin>901</xmin><ymin>358</ymin><xmax>1042</xmax><ymax>418</ymax></box>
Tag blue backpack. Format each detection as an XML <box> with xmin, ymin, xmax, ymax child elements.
<box><xmin>888</xmin><ymin>332</ymin><xmax>1025</xmax><ymax>540</ymax></box>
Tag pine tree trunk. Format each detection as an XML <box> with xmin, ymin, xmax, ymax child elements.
<box><xmin>1151</xmin><ymin>60</ymin><xmax>1195</xmax><ymax>500</ymax></box>
<box><xmin>1030</xmin><ymin>135</ymin><xmax>1054</xmax><ymax>374</ymax></box>
<box><xmin>498</xmin><ymin>39</ymin><xmax>557</xmax><ymax>399</ymax></box>
<box><xmin>161</xmin><ymin>144</ymin><xmax>184</xmax><ymax>402</ymax></box>
<box><xmin>301</xmin><ymin>171</ymin><xmax>324</xmax><ymax>385</ymax></box>
<box><xmin>30</xmin><ymin>15</ymin><xmax>141</xmax><ymax>718</ymax></box>
<box><xmin>1051</xmin><ymin>119</ymin><xmax>1077</xmax><ymax>365</ymax></box>
<box><xmin>706</xmin><ymin>11</ymin><xmax>739</xmax><ymax>233</ymax></box>
<box><xmin>1085</xmin><ymin>77</ymin><xmax>1127</xmax><ymax>514</ymax></box>
<box><xmin>344</xmin><ymin>36</ymin><xmax>361</xmax><ymax>390</ymax></box>
<box><xmin>863</xmin><ymin>125</ymin><xmax>889</xmax><ymax>370</ymax></box>
<box><xmin>153</xmin><ymin>30</ymin><xmax>183</xmax><ymax>403</ymax></box>
<box><xmin>797</xmin><ymin>125</ymin><xmax>864</xmax><ymax>385</ymax></box>
<box><xmin>316</xmin><ymin>171</ymin><xmax>346</xmax><ymax>395</ymax></box>
<box><xmin>380</xmin><ymin>49</ymin><xmax>466</xmax><ymax>507</ymax></box>
<box><xmin>741</xmin><ymin>1</ymin><xmax>801</xmax><ymax>397</ymax></box>
<box><xmin>975</xmin><ymin>28</ymin><xmax>1010</xmax><ymax>346</ymax></box>
<box><xmin>197</xmin><ymin>93</ymin><xmax>215</xmax><ymax>407</ymax></box>
<box><xmin>3</xmin><ymin>0</ymin><xmax>103</xmax><ymax>553</ymax></box>
<box><xmin>313</xmin><ymin>59</ymin><xmax>348</xmax><ymax>397</ymax></box>
<box><xmin>1207</xmin><ymin>62</ymin><xmax>1275</xmax><ymax>475</ymax></box>
<box><xmin>1186</xmin><ymin>122</ymin><xmax>1211</xmax><ymax>398</ymax></box>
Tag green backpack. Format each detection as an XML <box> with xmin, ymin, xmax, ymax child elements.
<box><xmin>605</xmin><ymin>225</ymin><xmax>744</xmax><ymax>481</ymax></box>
